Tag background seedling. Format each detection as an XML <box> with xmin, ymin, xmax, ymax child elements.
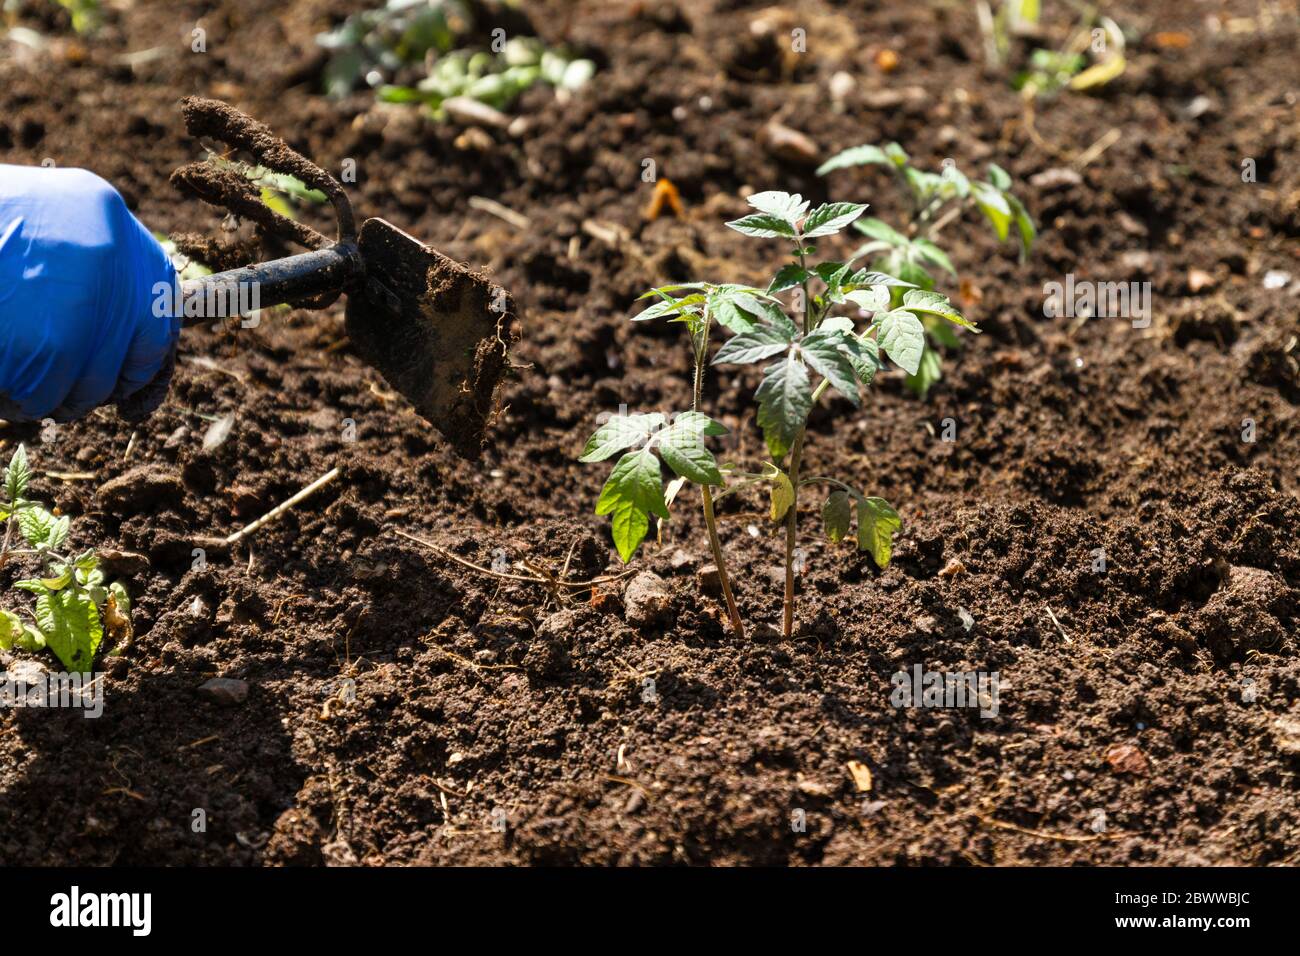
<box><xmin>819</xmin><ymin>142</ymin><xmax>1034</xmax><ymax>396</ymax></box>
<box><xmin>0</xmin><ymin>446</ymin><xmax>131</xmax><ymax>673</ymax></box>
<box><xmin>317</xmin><ymin>0</ymin><xmax>594</xmax><ymax>117</ymax></box>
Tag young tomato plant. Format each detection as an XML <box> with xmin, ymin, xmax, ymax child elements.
<box><xmin>0</xmin><ymin>445</ymin><xmax>131</xmax><ymax>673</ymax></box>
<box><xmin>582</xmin><ymin>191</ymin><xmax>972</xmax><ymax>639</ymax></box>
<box><xmin>818</xmin><ymin>143</ymin><xmax>1034</xmax><ymax>396</ymax></box>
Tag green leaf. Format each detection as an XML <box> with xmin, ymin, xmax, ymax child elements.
<box><xmin>911</xmin><ymin>238</ymin><xmax>957</xmax><ymax>277</ymax></box>
<box><xmin>904</xmin><ymin>346</ymin><xmax>943</xmax><ymax>397</ymax></box>
<box><xmin>726</xmin><ymin>213</ymin><xmax>798</xmax><ymax>239</ymax></box>
<box><xmin>817</xmin><ymin>144</ymin><xmax>891</xmax><ymax>175</ymax></box>
<box><xmin>580</xmin><ymin>412</ymin><xmax>665</xmax><ymax>462</ymax></box>
<box><xmin>802</xmin><ymin>202</ymin><xmax>869</xmax><ymax>239</ymax></box>
<box><xmin>874</xmin><ymin>309</ymin><xmax>927</xmax><ymax>375</ymax></box>
<box><xmin>973</xmin><ymin>182</ymin><xmax>1012</xmax><ymax>242</ymax></box>
<box><xmin>605</xmin><ymin>499</ymin><xmax>649</xmax><ymax>563</ymax></box>
<box><xmin>822</xmin><ymin>491</ymin><xmax>852</xmax><ymax>544</ymax></box>
<box><xmin>769</xmin><ymin>469</ymin><xmax>795</xmax><ymax>521</ymax></box>
<box><xmin>905</xmin><ymin>168</ymin><xmax>944</xmax><ymax>203</ymax></box>
<box><xmin>844</xmin><ymin>287</ymin><xmax>892</xmax><ymax>312</ymax></box>
<box><xmin>845</xmin><ymin>270</ymin><xmax>918</xmax><ymax>290</ymax></box>
<box><xmin>987</xmin><ymin>163</ymin><xmax>1012</xmax><ymax>191</ymax></box>
<box><xmin>5</xmin><ymin>444</ymin><xmax>30</xmax><ymax>501</ymax></box>
<box><xmin>856</xmin><ymin>497</ymin><xmax>901</xmax><ymax>569</ymax></box>
<box><xmin>884</xmin><ymin>142</ymin><xmax>910</xmax><ymax>168</ymax></box>
<box><xmin>854</xmin><ymin>217</ymin><xmax>909</xmax><ymax>247</ymax></box>
<box><xmin>633</xmin><ymin>293</ymin><xmax>706</xmax><ymax>322</ymax></box>
<box><xmin>768</xmin><ymin>264</ymin><xmax>811</xmax><ymax>294</ymax></box>
<box><xmin>41</xmin><ymin>564</ymin><xmax>72</xmax><ymax>591</ymax></box>
<box><xmin>901</xmin><ymin>289</ymin><xmax>978</xmax><ymax>331</ymax></box>
<box><xmin>17</xmin><ymin>506</ymin><xmax>59</xmax><ymax>550</ymax></box>
<box><xmin>842</xmin><ymin>334</ymin><xmax>882</xmax><ymax>385</ymax></box>
<box><xmin>13</xmin><ymin>579</ymin><xmax>49</xmax><ymax>595</ymax></box>
<box><xmin>800</xmin><ymin>331</ymin><xmax>861</xmax><ymax>405</ymax></box>
<box><xmin>708</xmin><ymin>286</ymin><xmax>784</xmax><ymax>334</ymax></box>
<box><xmin>596</xmin><ymin>448</ymin><xmax>669</xmax><ymax>521</ymax></box>
<box><xmin>712</xmin><ymin>326</ymin><xmax>792</xmax><ymax>365</ymax></box>
<box><xmin>755</xmin><ymin>354</ymin><xmax>813</xmax><ymax>459</ymax></box>
<box><xmin>658</xmin><ymin>419</ymin><xmax>723</xmax><ymax>485</ymax></box>
<box><xmin>1006</xmin><ymin>192</ymin><xmax>1036</xmax><ymax>262</ymax></box>
<box><xmin>670</xmin><ymin>411</ymin><xmax>728</xmax><ymax>437</ymax></box>
<box><xmin>745</xmin><ymin>190</ymin><xmax>809</xmax><ymax>226</ymax></box>
<box><xmin>36</xmin><ymin>587</ymin><xmax>103</xmax><ymax>673</ymax></box>
<box><xmin>0</xmin><ymin>608</ymin><xmax>20</xmax><ymax>651</ymax></box>
<box><xmin>16</xmin><ymin>625</ymin><xmax>45</xmax><ymax>651</ymax></box>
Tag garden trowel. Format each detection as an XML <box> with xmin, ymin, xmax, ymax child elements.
<box><xmin>171</xmin><ymin>97</ymin><xmax>515</xmax><ymax>458</ymax></box>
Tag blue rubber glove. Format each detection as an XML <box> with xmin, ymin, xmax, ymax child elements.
<box><xmin>0</xmin><ymin>164</ymin><xmax>180</xmax><ymax>423</ymax></box>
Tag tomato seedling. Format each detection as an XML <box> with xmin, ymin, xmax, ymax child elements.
<box><xmin>582</xmin><ymin>191</ymin><xmax>973</xmax><ymax>638</ymax></box>
<box><xmin>0</xmin><ymin>446</ymin><xmax>131</xmax><ymax>673</ymax></box>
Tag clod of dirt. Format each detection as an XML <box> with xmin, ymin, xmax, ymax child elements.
<box><xmin>197</xmin><ymin>677</ymin><xmax>250</xmax><ymax>706</ymax></box>
<box><xmin>96</xmin><ymin>467</ymin><xmax>187</xmax><ymax>514</ymax></box>
<box><xmin>525</xmin><ymin>609</ymin><xmax>576</xmax><ymax>678</ymax></box>
<box><xmin>98</xmin><ymin>548</ymin><xmax>150</xmax><ymax>577</ymax></box>
<box><xmin>623</xmin><ymin>572</ymin><xmax>673</xmax><ymax>629</ymax></box>
<box><xmin>1192</xmin><ymin>565</ymin><xmax>1294</xmax><ymax>660</ymax></box>
<box><xmin>696</xmin><ymin>564</ymin><xmax>722</xmax><ymax>596</ymax></box>
<box><xmin>1272</xmin><ymin>712</ymin><xmax>1300</xmax><ymax>757</ymax></box>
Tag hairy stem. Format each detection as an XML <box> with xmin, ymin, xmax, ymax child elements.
<box><xmin>693</xmin><ymin>327</ymin><xmax>745</xmax><ymax>639</ymax></box>
<box><xmin>781</xmin><ymin>247</ymin><xmax>819</xmax><ymax>638</ymax></box>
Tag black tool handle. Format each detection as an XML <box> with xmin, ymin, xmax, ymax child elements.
<box><xmin>179</xmin><ymin>241</ymin><xmax>363</xmax><ymax>327</ymax></box>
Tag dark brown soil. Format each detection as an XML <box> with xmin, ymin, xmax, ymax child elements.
<box><xmin>0</xmin><ymin>0</ymin><xmax>1297</xmax><ymax>866</ymax></box>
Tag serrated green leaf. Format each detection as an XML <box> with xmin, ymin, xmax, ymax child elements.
<box><xmin>854</xmin><ymin>217</ymin><xmax>909</xmax><ymax>247</ymax></box>
<box><xmin>904</xmin><ymin>346</ymin><xmax>943</xmax><ymax>397</ymax></box>
<box><xmin>671</xmin><ymin>411</ymin><xmax>728</xmax><ymax>437</ymax></box>
<box><xmin>817</xmin><ymin>144</ymin><xmax>891</xmax><ymax>175</ymax></box>
<box><xmin>36</xmin><ymin>587</ymin><xmax>103</xmax><ymax>673</ymax></box>
<box><xmin>845</xmin><ymin>270</ymin><xmax>918</xmax><ymax>290</ymax></box>
<box><xmin>596</xmin><ymin>448</ymin><xmax>668</xmax><ymax>521</ymax></box>
<box><xmin>658</xmin><ymin>419</ymin><xmax>723</xmax><ymax>485</ymax></box>
<box><xmin>5</xmin><ymin>444</ymin><xmax>30</xmax><ymax>502</ymax></box>
<box><xmin>580</xmin><ymin>412</ymin><xmax>665</xmax><ymax>462</ymax></box>
<box><xmin>633</xmin><ymin>293</ymin><xmax>706</xmax><ymax>322</ymax></box>
<box><xmin>755</xmin><ymin>354</ymin><xmax>813</xmax><ymax>459</ymax></box>
<box><xmin>901</xmin><ymin>289</ymin><xmax>978</xmax><ymax>331</ymax></box>
<box><xmin>802</xmin><ymin>202</ymin><xmax>868</xmax><ymax>239</ymax></box>
<box><xmin>842</xmin><ymin>333</ymin><xmax>882</xmax><ymax>385</ymax></box>
<box><xmin>726</xmin><ymin>213</ymin><xmax>798</xmax><ymax>239</ymax></box>
<box><xmin>712</xmin><ymin>327</ymin><xmax>792</xmax><ymax>366</ymax></box>
<box><xmin>801</xmin><ymin>331</ymin><xmax>861</xmax><ymax>405</ymax></box>
<box><xmin>606</xmin><ymin>500</ymin><xmax>649</xmax><ymax>563</ymax></box>
<box><xmin>844</xmin><ymin>287</ymin><xmax>892</xmax><ymax>312</ymax></box>
<box><xmin>746</xmin><ymin>190</ymin><xmax>809</xmax><ymax>225</ymax></box>
<box><xmin>819</xmin><ymin>316</ymin><xmax>856</xmax><ymax>335</ymax></box>
<box><xmin>822</xmin><ymin>491</ymin><xmax>852</xmax><ymax>544</ymax></box>
<box><xmin>13</xmin><ymin>579</ymin><xmax>49</xmax><ymax>595</ymax></box>
<box><xmin>875</xmin><ymin>309</ymin><xmax>927</xmax><ymax>375</ymax></box>
<box><xmin>768</xmin><ymin>263</ymin><xmax>811</xmax><ymax>294</ymax></box>
<box><xmin>17</xmin><ymin>506</ymin><xmax>59</xmax><ymax>550</ymax></box>
<box><xmin>17</xmin><ymin>624</ymin><xmax>45</xmax><ymax>651</ymax></box>
<box><xmin>856</xmin><ymin>497</ymin><xmax>901</xmax><ymax>569</ymax></box>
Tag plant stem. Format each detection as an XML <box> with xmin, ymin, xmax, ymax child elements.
<box><xmin>692</xmin><ymin>326</ymin><xmax>745</xmax><ymax>639</ymax></box>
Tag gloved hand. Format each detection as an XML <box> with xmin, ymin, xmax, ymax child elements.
<box><xmin>0</xmin><ymin>164</ymin><xmax>180</xmax><ymax>423</ymax></box>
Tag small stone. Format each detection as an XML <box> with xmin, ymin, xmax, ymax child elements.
<box><xmin>623</xmin><ymin>572</ymin><xmax>673</xmax><ymax>629</ymax></box>
<box><xmin>1104</xmin><ymin>742</ymin><xmax>1148</xmax><ymax>776</ymax></box>
<box><xmin>1029</xmin><ymin>167</ymin><xmax>1083</xmax><ymax>190</ymax></box>
<box><xmin>828</xmin><ymin>70</ymin><xmax>855</xmax><ymax>102</ymax></box>
<box><xmin>860</xmin><ymin>86</ymin><xmax>927</xmax><ymax>109</ymax></box>
<box><xmin>442</xmin><ymin>96</ymin><xmax>509</xmax><ymax>129</ymax></box>
<box><xmin>1262</xmin><ymin>269</ymin><xmax>1291</xmax><ymax>290</ymax></box>
<box><xmin>624</xmin><ymin>790</ymin><xmax>645</xmax><ymax>814</ymax></box>
<box><xmin>163</xmin><ymin>426</ymin><xmax>189</xmax><ymax>449</ymax></box>
<box><xmin>198</xmin><ymin>677</ymin><xmax>249</xmax><ymax>706</ymax></box>
<box><xmin>667</xmin><ymin>548</ymin><xmax>695</xmax><ymax>571</ymax></box>
<box><xmin>696</xmin><ymin>564</ymin><xmax>722</xmax><ymax>596</ymax></box>
<box><xmin>798</xmin><ymin>779</ymin><xmax>835</xmax><ymax>797</ymax></box>
<box><xmin>1187</xmin><ymin>268</ymin><xmax>1217</xmax><ymax>293</ymax></box>
<box><xmin>758</xmin><ymin>119</ymin><xmax>820</xmax><ymax>166</ymax></box>
<box><xmin>473</xmin><ymin>649</ymin><xmax>498</xmax><ymax>664</ymax></box>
